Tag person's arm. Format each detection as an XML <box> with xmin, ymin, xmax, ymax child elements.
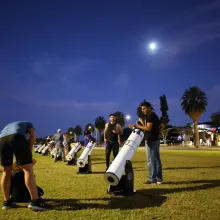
<box><xmin>114</xmin><ymin>124</ymin><xmax>123</xmax><ymax>135</ymax></box>
<box><xmin>28</xmin><ymin>128</ymin><xmax>36</xmax><ymax>151</ymax></box>
<box><xmin>104</xmin><ymin>123</ymin><xmax>108</xmax><ymax>143</ymax></box>
<box><xmin>129</xmin><ymin>115</ymin><xmax>153</xmax><ymax>132</ymax></box>
<box><xmin>129</xmin><ymin>122</ymin><xmax>153</xmax><ymax>132</ymax></box>
<box><xmin>60</xmin><ymin>134</ymin><xmax>64</xmax><ymax>142</ymax></box>
<box><xmin>52</xmin><ymin>134</ymin><xmax>55</xmax><ymax>141</ymax></box>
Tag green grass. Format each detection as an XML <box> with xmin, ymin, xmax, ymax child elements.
<box><xmin>1</xmin><ymin>148</ymin><xmax>220</xmax><ymax>220</ymax></box>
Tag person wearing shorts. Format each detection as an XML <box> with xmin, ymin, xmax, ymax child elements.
<box><xmin>0</xmin><ymin>121</ymin><xmax>50</xmax><ymax>211</ymax></box>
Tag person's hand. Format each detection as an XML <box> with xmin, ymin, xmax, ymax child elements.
<box><xmin>116</xmin><ymin>125</ymin><xmax>122</xmax><ymax>134</ymax></box>
<box><xmin>129</xmin><ymin>124</ymin><xmax>136</xmax><ymax>129</ymax></box>
<box><xmin>104</xmin><ymin>139</ymin><xmax>107</xmax><ymax>143</ymax></box>
<box><xmin>112</xmin><ymin>130</ymin><xmax>116</xmax><ymax>133</ymax></box>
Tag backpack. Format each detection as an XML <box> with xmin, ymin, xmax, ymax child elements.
<box><xmin>10</xmin><ymin>170</ymin><xmax>44</xmax><ymax>202</ymax></box>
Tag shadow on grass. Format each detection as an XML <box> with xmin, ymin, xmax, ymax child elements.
<box><xmin>91</xmin><ymin>157</ymin><xmax>105</xmax><ymax>160</ymax></box>
<box><xmin>133</xmin><ymin>165</ymin><xmax>220</xmax><ymax>172</ymax></box>
<box><xmin>133</xmin><ymin>167</ymin><xmax>146</xmax><ymax>171</ymax></box>
<box><xmin>92</xmin><ymin>162</ymin><xmax>105</xmax><ymax>165</ymax></box>
<box><xmin>132</xmin><ymin>161</ymin><xmax>147</xmax><ymax>164</ymax></box>
<box><xmin>164</xmin><ymin>179</ymin><xmax>220</xmax><ymax>185</ymax></box>
<box><xmin>90</xmin><ymin>171</ymin><xmax>105</xmax><ymax>174</ymax></box>
<box><xmin>75</xmin><ymin>171</ymin><xmax>105</xmax><ymax>174</ymax></box>
<box><xmin>141</xmin><ymin>179</ymin><xmax>220</xmax><ymax>196</ymax></box>
<box><xmin>164</xmin><ymin>166</ymin><xmax>220</xmax><ymax>170</ymax></box>
<box><xmin>46</xmin><ymin>192</ymin><xmax>166</xmax><ymax>211</ymax></box>
<box><xmin>45</xmin><ymin>179</ymin><xmax>220</xmax><ymax>211</ymax></box>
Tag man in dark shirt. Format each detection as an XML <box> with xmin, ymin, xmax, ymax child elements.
<box><xmin>104</xmin><ymin>114</ymin><xmax>123</xmax><ymax>171</ymax></box>
<box><xmin>129</xmin><ymin>102</ymin><xmax>163</xmax><ymax>184</ymax></box>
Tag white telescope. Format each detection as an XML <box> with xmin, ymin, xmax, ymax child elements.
<box><xmin>41</xmin><ymin>145</ymin><xmax>49</xmax><ymax>155</ymax></box>
<box><xmin>66</xmin><ymin>142</ymin><xmax>82</xmax><ymax>161</ymax></box>
<box><xmin>38</xmin><ymin>144</ymin><xmax>46</xmax><ymax>153</ymax></box>
<box><xmin>77</xmin><ymin>141</ymin><xmax>96</xmax><ymax>168</ymax></box>
<box><xmin>104</xmin><ymin>129</ymin><xmax>144</xmax><ymax>186</ymax></box>
<box><xmin>41</xmin><ymin>141</ymin><xmax>54</xmax><ymax>155</ymax></box>
<box><xmin>34</xmin><ymin>145</ymin><xmax>42</xmax><ymax>153</ymax></box>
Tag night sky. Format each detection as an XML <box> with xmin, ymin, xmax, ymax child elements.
<box><xmin>1</xmin><ymin>0</ymin><xmax>220</xmax><ymax>137</ymax></box>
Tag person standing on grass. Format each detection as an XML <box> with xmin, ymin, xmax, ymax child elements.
<box><xmin>129</xmin><ymin>102</ymin><xmax>163</xmax><ymax>184</ymax></box>
<box><xmin>0</xmin><ymin>121</ymin><xmax>50</xmax><ymax>210</ymax></box>
<box><xmin>63</xmin><ymin>132</ymin><xmax>71</xmax><ymax>160</ymax></box>
<box><xmin>84</xmin><ymin>129</ymin><xmax>92</xmax><ymax>147</ymax></box>
<box><xmin>53</xmin><ymin>129</ymin><xmax>65</xmax><ymax>162</ymax></box>
<box><xmin>104</xmin><ymin>113</ymin><xmax>123</xmax><ymax>171</ymax></box>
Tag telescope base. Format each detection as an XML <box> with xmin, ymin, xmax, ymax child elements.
<box><xmin>77</xmin><ymin>155</ymin><xmax>92</xmax><ymax>174</ymax></box>
<box><xmin>42</xmin><ymin>151</ymin><xmax>49</xmax><ymax>156</ymax></box>
<box><xmin>67</xmin><ymin>152</ymin><xmax>77</xmax><ymax>165</ymax></box>
<box><xmin>56</xmin><ymin>156</ymin><xmax>62</xmax><ymax>161</ymax></box>
<box><xmin>107</xmin><ymin>160</ymin><xmax>135</xmax><ymax>196</ymax></box>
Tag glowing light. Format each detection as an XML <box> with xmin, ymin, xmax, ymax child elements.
<box><xmin>126</xmin><ymin>115</ymin><xmax>131</xmax><ymax>120</ymax></box>
<box><xmin>148</xmin><ymin>42</ymin><xmax>157</xmax><ymax>51</ymax></box>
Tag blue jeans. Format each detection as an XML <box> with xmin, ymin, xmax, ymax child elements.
<box><xmin>145</xmin><ymin>140</ymin><xmax>163</xmax><ymax>181</ymax></box>
<box><xmin>54</xmin><ymin>145</ymin><xmax>65</xmax><ymax>162</ymax></box>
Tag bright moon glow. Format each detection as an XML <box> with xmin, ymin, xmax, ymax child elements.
<box><xmin>149</xmin><ymin>42</ymin><xmax>157</xmax><ymax>51</ymax></box>
<box><xmin>126</xmin><ymin>115</ymin><xmax>131</xmax><ymax>120</ymax></box>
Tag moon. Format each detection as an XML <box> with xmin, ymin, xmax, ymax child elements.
<box><xmin>125</xmin><ymin>115</ymin><xmax>131</xmax><ymax>120</ymax></box>
<box><xmin>148</xmin><ymin>42</ymin><xmax>157</xmax><ymax>51</ymax></box>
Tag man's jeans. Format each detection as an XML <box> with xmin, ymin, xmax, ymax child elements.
<box><xmin>145</xmin><ymin>140</ymin><xmax>163</xmax><ymax>181</ymax></box>
<box><xmin>54</xmin><ymin>145</ymin><xmax>65</xmax><ymax>162</ymax></box>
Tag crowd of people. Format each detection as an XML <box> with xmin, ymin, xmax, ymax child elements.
<box><xmin>0</xmin><ymin>101</ymin><xmax>163</xmax><ymax>211</ymax></box>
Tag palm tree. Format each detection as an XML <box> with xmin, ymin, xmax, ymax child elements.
<box><xmin>74</xmin><ymin>125</ymin><xmax>82</xmax><ymax>141</ymax></box>
<box><xmin>181</xmin><ymin>86</ymin><xmax>207</xmax><ymax>147</ymax></box>
<box><xmin>114</xmin><ymin>111</ymin><xmax>126</xmax><ymax>127</ymax></box>
<box><xmin>94</xmin><ymin>116</ymin><xmax>106</xmax><ymax>143</ymax></box>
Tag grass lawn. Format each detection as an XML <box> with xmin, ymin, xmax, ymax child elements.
<box><xmin>0</xmin><ymin>147</ymin><xmax>220</xmax><ymax>220</ymax></box>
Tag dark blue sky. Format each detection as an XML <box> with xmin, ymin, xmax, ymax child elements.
<box><xmin>1</xmin><ymin>0</ymin><xmax>220</xmax><ymax>137</ymax></box>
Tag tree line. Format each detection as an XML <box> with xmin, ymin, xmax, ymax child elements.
<box><xmin>38</xmin><ymin>85</ymin><xmax>220</xmax><ymax>148</ymax></box>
